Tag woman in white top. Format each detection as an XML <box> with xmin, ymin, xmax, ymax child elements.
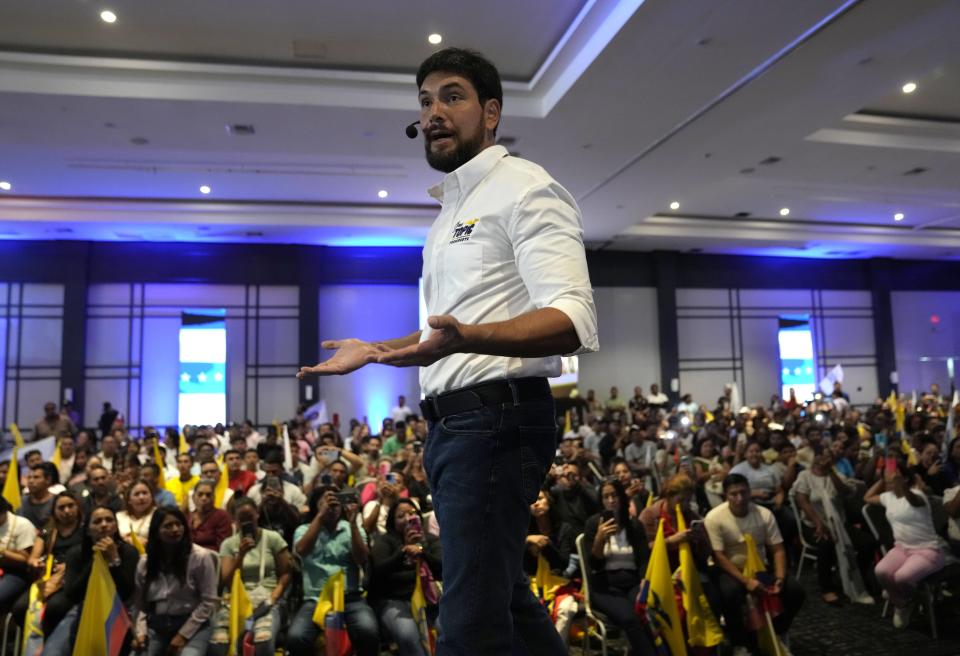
<box><xmin>584</xmin><ymin>479</ymin><xmax>654</xmax><ymax>656</ymax></box>
<box><xmin>117</xmin><ymin>480</ymin><xmax>157</xmax><ymax>550</ymax></box>
<box><xmin>793</xmin><ymin>445</ymin><xmax>875</xmax><ymax>604</ymax></box>
<box><xmin>864</xmin><ymin>458</ymin><xmax>946</xmax><ymax>628</ymax></box>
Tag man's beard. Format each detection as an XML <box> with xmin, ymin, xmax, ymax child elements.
<box><xmin>424</xmin><ymin>123</ymin><xmax>486</xmax><ymax>173</ymax></box>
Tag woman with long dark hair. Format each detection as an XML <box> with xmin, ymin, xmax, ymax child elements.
<box><xmin>131</xmin><ymin>506</ymin><xmax>218</xmax><ymax>655</ymax></box>
<box><xmin>583</xmin><ymin>478</ymin><xmax>654</xmax><ymax>655</ymax></box>
<box><xmin>40</xmin><ymin>505</ymin><xmax>139</xmax><ymax>655</ymax></box>
<box><xmin>865</xmin><ymin>458</ymin><xmax>946</xmax><ymax>628</ymax></box>
<box><xmin>368</xmin><ymin>498</ymin><xmax>442</xmax><ymax>656</ymax></box>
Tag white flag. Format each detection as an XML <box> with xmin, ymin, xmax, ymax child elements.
<box><xmin>819</xmin><ymin>364</ymin><xmax>844</xmax><ymax>396</ymax></box>
<box><xmin>282</xmin><ymin>423</ymin><xmax>293</xmax><ymax>471</ymax></box>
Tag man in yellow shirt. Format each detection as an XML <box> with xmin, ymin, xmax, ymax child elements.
<box><xmin>166</xmin><ymin>452</ymin><xmax>199</xmax><ymax>508</ymax></box>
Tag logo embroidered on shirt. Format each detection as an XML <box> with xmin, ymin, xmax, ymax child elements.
<box><xmin>449</xmin><ymin>218</ymin><xmax>479</xmax><ymax>244</ymax></box>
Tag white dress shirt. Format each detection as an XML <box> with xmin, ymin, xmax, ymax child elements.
<box><xmin>419</xmin><ymin>145</ymin><xmax>598</xmax><ymax>396</ymax></box>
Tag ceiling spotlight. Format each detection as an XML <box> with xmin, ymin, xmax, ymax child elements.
<box><xmin>894</xmin><ymin>212</ymin><xmax>905</xmax><ymax>221</ymax></box>
<box><xmin>901</xmin><ymin>81</ymin><xmax>917</xmax><ymax>94</ymax></box>
<box><xmin>779</xmin><ymin>207</ymin><xmax>790</xmax><ymax>216</ymax></box>
<box><xmin>0</xmin><ymin>181</ymin><xmax>11</xmax><ymax>191</ymax></box>
<box><xmin>669</xmin><ymin>201</ymin><xmax>680</xmax><ymax>211</ymax></box>
<box><xmin>377</xmin><ymin>189</ymin><xmax>389</xmax><ymax>199</ymax></box>
<box><xmin>199</xmin><ymin>185</ymin><xmax>211</xmax><ymax>194</ymax></box>
<box><xmin>428</xmin><ymin>33</ymin><xmax>443</xmax><ymax>45</ymax></box>
<box><xmin>100</xmin><ymin>9</ymin><xmax>117</xmax><ymax>23</ymax></box>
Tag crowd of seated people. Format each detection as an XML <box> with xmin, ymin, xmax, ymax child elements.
<box><xmin>0</xmin><ymin>380</ymin><xmax>955</xmax><ymax>655</ymax></box>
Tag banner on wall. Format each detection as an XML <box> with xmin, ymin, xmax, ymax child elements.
<box><xmin>178</xmin><ymin>310</ymin><xmax>226</xmax><ymax>427</ymax></box>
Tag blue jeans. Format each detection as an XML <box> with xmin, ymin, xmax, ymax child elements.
<box><xmin>286</xmin><ymin>595</ymin><xmax>380</xmax><ymax>656</ymax></box>
<box><xmin>0</xmin><ymin>572</ymin><xmax>30</xmax><ymax>609</ymax></box>
<box><xmin>424</xmin><ymin>389</ymin><xmax>564</xmax><ymax>656</ymax></box>
<box><xmin>41</xmin><ymin>604</ymin><xmax>79</xmax><ymax>656</ymax></box>
<box><xmin>147</xmin><ymin>618</ymin><xmax>212</xmax><ymax>656</ymax></box>
<box><xmin>375</xmin><ymin>598</ymin><xmax>428</xmax><ymax>656</ymax></box>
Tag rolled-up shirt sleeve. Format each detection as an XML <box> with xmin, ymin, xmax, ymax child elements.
<box><xmin>509</xmin><ymin>181</ymin><xmax>599</xmax><ymax>355</ymax></box>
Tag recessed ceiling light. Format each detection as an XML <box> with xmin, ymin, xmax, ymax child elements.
<box><xmin>377</xmin><ymin>190</ymin><xmax>389</xmax><ymax>199</ymax></box>
<box><xmin>100</xmin><ymin>9</ymin><xmax>117</xmax><ymax>23</ymax></box>
<box><xmin>894</xmin><ymin>212</ymin><xmax>905</xmax><ymax>221</ymax></box>
<box><xmin>669</xmin><ymin>201</ymin><xmax>680</xmax><ymax>210</ymax></box>
<box><xmin>779</xmin><ymin>207</ymin><xmax>790</xmax><ymax>216</ymax></box>
<box><xmin>0</xmin><ymin>181</ymin><xmax>11</xmax><ymax>191</ymax></box>
<box><xmin>199</xmin><ymin>185</ymin><xmax>211</xmax><ymax>194</ymax></box>
<box><xmin>901</xmin><ymin>81</ymin><xmax>917</xmax><ymax>94</ymax></box>
<box><xmin>428</xmin><ymin>33</ymin><xmax>443</xmax><ymax>45</ymax></box>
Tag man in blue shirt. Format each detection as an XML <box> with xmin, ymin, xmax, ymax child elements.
<box><xmin>286</xmin><ymin>487</ymin><xmax>378</xmax><ymax>656</ymax></box>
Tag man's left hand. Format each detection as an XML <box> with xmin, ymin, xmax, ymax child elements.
<box><xmin>376</xmin><ymin>315</ymin><xmax>468</xmax><ymax>367</ymax></box>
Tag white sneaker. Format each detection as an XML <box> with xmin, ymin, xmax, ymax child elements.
<box><xmin>892</xmin><ymin>603</ymin><xmax>913</xmax><ymax>629</ymax></box>
<box><xmin>853</xmin><ymin>593</ymin><xmax>876</xmax><ymax>605</ymax></box>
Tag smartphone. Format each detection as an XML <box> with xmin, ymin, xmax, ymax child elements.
<box><xmin>386</xmin><ymin>472</ymin><xmax>398</xmax><ymax>485</ymax></box>
<box><xmin>601</xmin><ymin>510</ymin><xmax>615</xmax><ymax>523</ymax></box>
<box><xmin>321</xmin><ymin>448</ymin><xmax>340</xmax><ymax>462</ymax></box>
<box><xmin>884</xmin><ymin>457</ymin><xmax>897</xmax><ymax>476</ymax></box>
<box><xmin>413</xmin><ymin>441</ymin><xmax>423</xmax><ymax>454</ymax></box>
<box><xmin>319</xmin><ymin>473</ymin><xmax>333</xmax><ymax>486</ymax></box>
<box><xmin>240</xmin><ymin>521</ymin><xmax>256</xmax><ymax>540</ymax></box>
<box><xmin>407</xmin><ymin>515</ymin><xmax>423</xmax><ymax>535</ymax></box>
<box><xmin>689</xmin><ymin>519</ymin><xmax>704</xmax><ymax>528</ymax></box>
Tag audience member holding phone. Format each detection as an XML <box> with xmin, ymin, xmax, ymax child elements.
<box><xmin>210</xmin><ymin>497</ymin><xmax>292</xmax><ymax>656</ymax></box>
<box><xmin>363</xmin><ymin>466</ymin><xmax>410</xmax><ymax>536</ymax></box>
<box><xmin>369</xmin><ymin>498</ymin><xmax>442</xmax><ymax>656</ymax></box>
<box><xmin>582</xmin><ymin>479</ymin><xmax>654</xmax><ymax>655</ymax></box>
<box><xmin>638</xmin><ymin>473</ymin><xmax>709</xmax><ymax>569</ymax></box>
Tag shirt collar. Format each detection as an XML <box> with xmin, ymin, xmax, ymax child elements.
<box><xmin>427</xmin><ymin>144</ymin><xmax>509</xmax><ymax>202</ymax></box>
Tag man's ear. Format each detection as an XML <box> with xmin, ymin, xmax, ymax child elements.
<box><xmin>484</xmin><ymin>98</ymin><xmax>501</xmax><ymax>136</ymax></box>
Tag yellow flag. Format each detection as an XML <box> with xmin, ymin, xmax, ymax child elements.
<box><xmin>885</xmin><ymin>390</ymin><xmax>897</xmax><ymax>411</ymax></box>
<box><xmin>900</xmin><ymin>438</ymin><xmax>918</xmax><ymax>467</ymax></box>
<box><xmin>643</xmin><ymin>520</ymin><xmax>685</xmax><ymax>656</ymax></box>
<box><xmin>151</xmin><ymin>440</ymin><xmax>167</xmax><ymax>491</ymax></box>
<box><xmin>51</xmin><ymin>439</ymin><xmax>62</xmax><ymax>469</ymax></box>
<box><xmin>530</xmin><ymin>553</ymin><xmax>567</xmax><ymax>602</ymax></box>
<box><xmin>129</xmin><ymin>530</ymin><xmax>145</xmax><ymax>556</ymax></box>
<box><xmin>741</xmin><ymin>534</ymin><xmax>786</xmax><ymax>656</ymax></box>
<box><xmin>676</xmin><ymin>506</ymin><xmax>723</xmax><ymax>647</ymax></box>
<box><xmin>179</xmin><ymin>431</ymin><xmax>189</xmax><ymax>456</ymax></box>
<box><xmin>563</xmin><ymin>410</ymin><xmax>572</xmax><ymax>434</ymax></box>
<box><xmin>3</xmin><ymin>447</ymin><xmax>21</xmax><ymax>511</ymax></box>
<box><xmin>645</xmin><ymin>491</ymin><xmax>654</xmax><ymax>509</ymax></box>
<box><xmin>9</xmin><ymin>424</ymin><xmax>25</xmax><ymax>449</ymax></box>
<box><xmin>312</xmin><ymin>568</ymin><xmax>345</xmax><ymax>626</ymax></box>
<box><xmin>215</xmin><ymin>461</ymin><xmax>230</xmax><ymax>509</ymax></box>
<box><xmin>72</xmin><ymin>551</ymin><xmax>130</xmax><ymax>656</ymax></box>
<box><xmin>412</xmin><ymin>567</ymin><xmax>436</xmax><ymax>655</ymax></box>
<box><xmin>228</xmin><ymin>569</ymin><xmax>253</xmax><ymax>656</ymax></box>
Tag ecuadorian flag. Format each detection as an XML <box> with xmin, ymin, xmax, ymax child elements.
<box><xmin>72</xmin><ymin>551</ymin><xmax>130</xmax><ymax>656</ymax></box>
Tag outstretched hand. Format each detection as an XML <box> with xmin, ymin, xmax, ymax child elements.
<box><xmin>375</xmin><ymin>315</ymin><xmax>468</xmax><ymax>368</ymax></box>
<box><xmin>297</xmin><ymin>338</ymin><xmax>382</xmax><ymax>377</ymax></box>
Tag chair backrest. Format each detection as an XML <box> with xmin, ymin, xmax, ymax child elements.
<box><xmin>927</xmin><ymin>494</ymin><xmax>949</xmax><ymax>539</ymax></box>
<box><xmin>788</xmin><ymin>493</ymin><xmax>814</xmax><ymax>549</ymax></box>
<box><xmin>574</xmin><ymin>533</ymin><xmax>593</xmax><ymax>611</ymax></box>
<box><xmin>861</xmin><ymin>503</ymin><xmax>894</xmax><ymax>553</ymax></box>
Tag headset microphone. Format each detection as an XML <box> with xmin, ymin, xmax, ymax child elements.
<box><xmin>405</xmin><ymin>121</ymin><xmax>419</xmax><ymax>139</ymax></box>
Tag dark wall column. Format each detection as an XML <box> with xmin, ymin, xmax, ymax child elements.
<box><xmin>653</xmin><ymin>251</ymin><xmax>680</xmax><ymax>403</ymax></box>
<box><xmin>868</xmin><ymin>258</ymin><xmax>898</xmax><ymax>396</ymax></box>
<box><xmin>297</xmin><ymin>246</ymin><xmax>322</xmax><ymax>406</ymax></box>
<box><xmin>60</xmin><ymin>242</ymin><xmax>90</xmax><ymax>424</ymax></box>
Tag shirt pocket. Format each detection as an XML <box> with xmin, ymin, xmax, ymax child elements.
<box><xmin>440</xmin><ymin>242</ymin><xmax>483</xmax><ymax>307</ymax></box>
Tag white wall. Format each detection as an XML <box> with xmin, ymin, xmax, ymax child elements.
<box><xmin>677</xmin><ymin>288</ymin><xmax>877</xmax><ymax>407</ymax></box>
<box><xmin>891</xmin><ymin>291</ymin><xmax>960</xmax><ymax>395</ymax></box>
<box><xmin>317</xmin><ymin>284</ymin><xmax>421</xmax><ymax>430</ymax></box>
<box><xmin>577</xmin><ymin>287</ymin><xmax>660</xmax><ymax>402</ymax></box>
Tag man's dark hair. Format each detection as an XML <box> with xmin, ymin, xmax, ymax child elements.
<box><xmin>24</xmin><ymin>449</ymin><xmax>41</xmax><ymax>461</ymax></box>
<box><xmin>722</xmin><ymin>473</ymin><xmax>750</xmax><ymax>493</ymax></box>
<box><xmin>34</xmin><ymin>462</ymin><xmax>57</xmax><ymax>485</ymax></box>
<box><xmin>416</xmin><ymin>48</ymin><xmax>503</xmax><ymax>126</ymax></box>
<box><xmin>140</xmin><ymin>462</ymin><xmax>161</xmax><ymax>476</ymax></box>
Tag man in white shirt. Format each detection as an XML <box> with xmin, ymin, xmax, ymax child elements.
<box><xmin>647</xmin><ymin>383</ymin><xmax>669</xmax><ymax>407</ymax></box>
<box><xmin>298</xmin><ymin>48</ymin><xmax>597</xmax><ymax>656</ymax></box>
<box><xmin>390</xmin><ymin>395</ymin><xmax>414</xmax><ymax>424</ymax></box>
<box><xmin>705</xmin><ymin>473</ymin><xmax>805</xmax><ymax>654</ymax></box>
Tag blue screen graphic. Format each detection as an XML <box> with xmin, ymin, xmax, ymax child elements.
<box><xmin>178</xmin><ymin>310</ymin><xmax>226</xmax><ymax>426</ymax></box>
<box><xmin>778</xmin><ymin>315</ymin><xmax>816</xmax><ymax>403</ymax></box>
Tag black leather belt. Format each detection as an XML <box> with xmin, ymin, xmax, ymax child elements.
<box><xmin>420</xmin><ymin>377</ymin><xmax>551</xmax><ymax>422</ymax></box>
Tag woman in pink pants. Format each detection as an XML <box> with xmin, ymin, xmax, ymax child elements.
<box><xmin>864</xmin><ymin>459</ymin><xmax>945</xmax><ymax>629</ymax></box>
